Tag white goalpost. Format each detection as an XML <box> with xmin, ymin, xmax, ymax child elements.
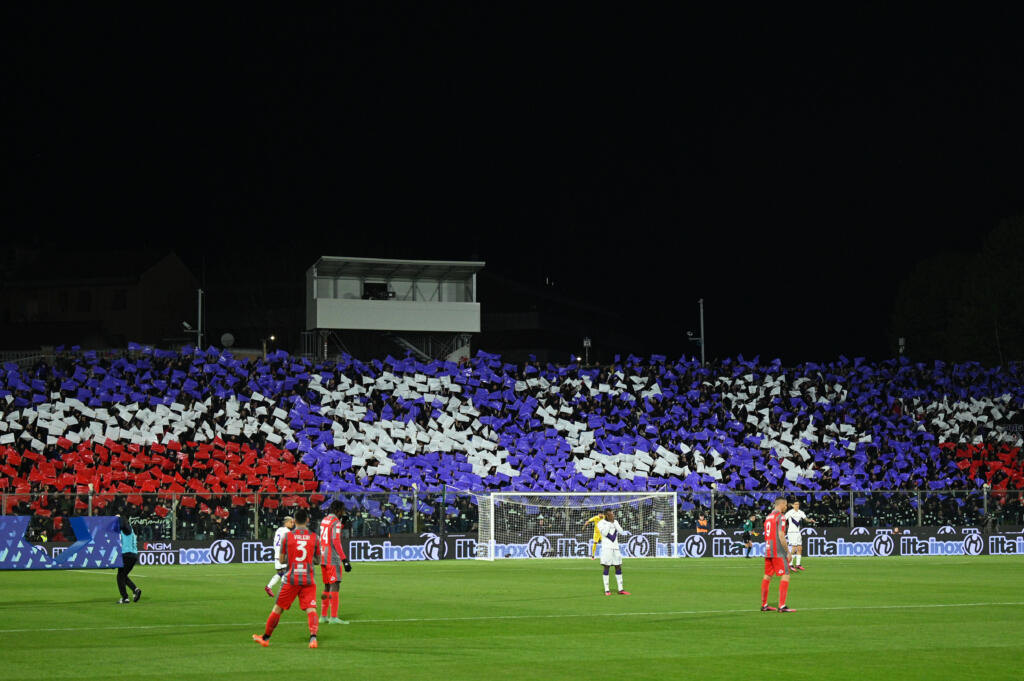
<box><xmin>474</xmin><ymin>492</ymin><xmax>678</xmax><ymax>560</ymax></box>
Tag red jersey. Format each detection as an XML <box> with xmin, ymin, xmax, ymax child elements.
<box><xmin>319</xmin><ymin>514</ymin><xmax>347</xmax><ymax>567</ymax></box>
<box><xmin>280</xmin><ymin>527</ymin><xmax>320</xmax><ymax>586</ymax></box>
<box><xmin>763</xmin><ymin>510</ymin><xmax>788</xmax><ymax>558</ymax></box>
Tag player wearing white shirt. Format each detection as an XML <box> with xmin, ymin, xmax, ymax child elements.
<box><xmin>264</xmin><ymin>516</ymin><xmax>296</xmax><ymax>596</ymax></box>
<box><xmin>784</xmin><ymin>501</ymin><xmax>813</xmax><ymax>571</ymax></box>
<box><xmin>596</xmin><ymin>509</ymin><xmax>631</xmax><ymax>596</ymax></box>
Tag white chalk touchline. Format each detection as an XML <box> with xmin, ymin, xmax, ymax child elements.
<box><xmin>0</xmin><ymin>601</ymin><xmax>1021</xmax><ymax>634</ymax></box>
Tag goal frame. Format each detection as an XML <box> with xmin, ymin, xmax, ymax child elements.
<box><xmin>475</xmin><ymin>491</ymin><xmax>678</xmax><ymax>561</ymax></box>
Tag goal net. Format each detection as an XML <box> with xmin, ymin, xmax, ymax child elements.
<box><xmin>474</xmin><ymin>492</ymin><xmax>677</xmax><ymax>560</ymax></box>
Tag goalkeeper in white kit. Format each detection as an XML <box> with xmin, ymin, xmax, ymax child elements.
<box><xmin>596</xmin><ymin>509</ymin><xmax>631</xmax><ymax>596</ymax></box>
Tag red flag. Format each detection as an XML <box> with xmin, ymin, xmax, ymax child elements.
<box><xmin>262</xmin><ymin>497</ymin><xmax>280</xmax><ymax>509</ymax></box>
<box><xmin>166</xmin><ymin>440</ymin><xmax>181</xmax><ymax>451</ymax></box>
<box><xmin>35</xmin><ymin>508</ymin><xmax>52</xmax><ymax>518</ymax></box>
<box><xmin>179</xmin><ymin>496</ymin><xmax>197</xmax><ymax>508</ymax></box>
<box><xmin>57</xmin><ymin>437</ymin><xmax>73</xmax><ymax>450</ymax></box>
<box><xmin>74</xmin><ymin>499</ymin><xmax>88</xmax><ymax>510</ymax></box>
<box><xmin>151</xmin><ymin>443</ymin><xmax>166</xmax><ymax>454</ymax></box>
<box><xmin>7</xmin><ymin>451</ymin><xmax>21</xmax><ymax>467</ymax></box>
<box><xmin>154</xmin><ymin>505</ymin><xmax>170</xmax><ymax>518</ymax></box>
<box><xmin>126</xmin><ymin>494</ymin><xmax>143</xmax><ymax>506</ymax></box>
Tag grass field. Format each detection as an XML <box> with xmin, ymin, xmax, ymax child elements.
<box><xmin>1</xmin><ymin>557</ymin><xmax>1022</xmax><ymax>681</ymax></box>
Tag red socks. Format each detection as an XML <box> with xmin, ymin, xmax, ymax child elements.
<box><xmin>264</xmin><ymin>611</ymin><xmax>281</xmax><ymax>638</ymax></box>
<box><xmin>321</xmin><ymin>594</ymin><xmax>330</xmax><ymax>618</ymax></box>
<box><xmin>779</xmin><ymin>580</ymin><xmax>789</xmax><ymax>608</ymax></box>
<box><xmin>330</xmin><ymin>592</ymin><xmax>340</xmax><ymax>618</ymax></box>
<box><xmin>761</xmin><ymin>580</ymin><xmax>770</xmax><ymax>607</ymax></box>
<box><xmin>307</xmin><ymin>610</ymin><xmax>319</xmax><ymax>636</ymax></box>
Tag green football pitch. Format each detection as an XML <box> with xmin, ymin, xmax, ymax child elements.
<box><xmin>1</xmin><ymin>557</ymin><xmax>1022</xmax><ymax>681</ymax></box>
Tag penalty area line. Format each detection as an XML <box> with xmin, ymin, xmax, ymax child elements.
<box><xmin>0</xmin><ymin>601</ymin><xmax>1022</xmax><ymax>634</ymax></box>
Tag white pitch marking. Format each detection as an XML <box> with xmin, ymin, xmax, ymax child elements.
<box><xmin>0</xmin><ymin>602</ymin><xmax>1021</xmax><ymax>634</ymax></box>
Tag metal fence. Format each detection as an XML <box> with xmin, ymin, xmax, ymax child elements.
<box><xmin>4</xmin><ymin>488</ymin><xmax>1022</xmax><ymax>543</ymax></box>
<box><xmin>2</xmin><ymin>489</ymin><xmax>480</xmax><ymax>543</ymax></box>
<box><xmin>703</xmin><ymin>489</ymin><xmax>1022</xmax><ymax>531</ymax></box>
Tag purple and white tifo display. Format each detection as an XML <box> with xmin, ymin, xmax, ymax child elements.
<box><xmin>1</xmin><ymin>346</ymin><xmax>1022</xmax><ymax>513</ymax></box>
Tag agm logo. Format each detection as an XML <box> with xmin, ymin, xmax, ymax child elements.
<box><xmin>936</xmin><ymin>526</ymin><xmax>958</xmax><ymax>536</ymax></box>
<box><xmin>683</xmin><ymin>534</ymin><xmax>707</xmax><ymax>558</ymax></box>
<box><xmin>626</xmin><ymin>534</ymin><xmax>651</xmax><ymax>558</ymax></box>
<box><xmin>527</xmin><ymin>536</ymin><xmax>552</xmax><ymax>558</ymax></box>
<box><xmin>707</xmin><ymin>529</ymin><xmax>728</xmax><ymax>537</ymax></box>
<box><xmin>850</xmin><ymin>527</ymin><xmax>871</xmax><ymax>537</ymax></box>
<box><xmin>801</xmin><ymin>527</ymin><xmax>818</xmax><ymax>536</ymax></box>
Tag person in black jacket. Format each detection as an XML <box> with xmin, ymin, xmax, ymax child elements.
<box><xmin>117</xmin><ymin>514</ymin><xmax>142</xmax><ymax>604</ymax></box>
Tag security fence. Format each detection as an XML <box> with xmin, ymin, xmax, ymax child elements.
<box><xmin>4</xmin><ymin>488</ymin><xmax>1022</xmax><ymax>544</ymax></box>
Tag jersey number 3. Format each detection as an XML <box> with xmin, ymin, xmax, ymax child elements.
<box><xmin>295</xmin><ymin>539</ymin><xmax>309</xmax><ymax>563</ymax></box>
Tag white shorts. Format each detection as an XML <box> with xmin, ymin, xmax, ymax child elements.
<box><xmin>274</xmin><ymin>562</ymin><xmax>287</xmax><ymax>571</ymax></box>
<box><xmin>787</xmin><ymin>534</ymin><xmax>802</xmax><ymax>547</ymax></box>
<box><xmin>600</xmin><ymin>547</ymin><xmax>622</xmax><ymax>567</ymax></box>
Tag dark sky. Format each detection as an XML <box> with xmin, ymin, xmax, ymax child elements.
<box><xmin>5</xmin><ymin>6</ymin><xmax>1024</xmax><ymax>363</ymax></box>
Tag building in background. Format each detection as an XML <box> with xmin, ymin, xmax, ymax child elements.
<box><xmin>0</xmin><ymin>250</ymin><xmax>198</xmax><ymax>350</ymax></box>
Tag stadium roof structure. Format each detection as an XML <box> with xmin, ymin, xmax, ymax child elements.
<box><xmin>310</xmin><ymin>256</ymin><xmax>485</xmax><ymax>281</ymax></box>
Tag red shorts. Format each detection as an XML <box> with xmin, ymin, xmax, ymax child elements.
<box><xmin>321</xmin><ymin>565</ymin><xmax>341</xmax><ymax>585</ymax></box>
<box><xmin>276</xmin><ymin>583</ymin><xmax>317</xmax><ymax>611</ymax></box>
<box><xmin>764</xmin><ymin>557</ymin><xmax>789</xmax><ymax>577</ymax></box>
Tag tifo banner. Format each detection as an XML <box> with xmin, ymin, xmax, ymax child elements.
<box><xmin>28</xmin><ymin>527</ymin><xmax>1024</xmax><ymax>565</ymax></box>
<box><xmin>0</xmin><ymin>516</ymin><xmax>122</xmax><ymax>570</ymax></box>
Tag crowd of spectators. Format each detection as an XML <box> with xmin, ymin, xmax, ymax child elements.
<box><xmin>1</xmin><ymin>346</ymin><xmax>1022</xmax><ymax>542</ymax></box>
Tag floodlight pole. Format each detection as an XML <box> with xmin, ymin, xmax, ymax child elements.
<box><xmin>698</xmin><ymin>298</ymin><xmax>705</xmax><ymax>367</ymax></box>
<box><xmin>196</xmin><ymin>288</ymin><xmax>204</xmax><ymax>349</ymax></box>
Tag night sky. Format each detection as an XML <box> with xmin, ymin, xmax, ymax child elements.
<box><xmin>6</xmin><ymin>6</ymin><xmax>1023</xmax><ymax>363</ymax></box>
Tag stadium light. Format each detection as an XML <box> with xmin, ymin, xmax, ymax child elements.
<box><xmin>262</xmin><ymin>335</ymin><xmax>276</xmax><ymax>359</ymax></box>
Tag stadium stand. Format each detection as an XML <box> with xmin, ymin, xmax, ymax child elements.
<box><xmin>1</xmin><ymin>346</ymin><xmax>1022</xmax><ymax>541</ymax></box>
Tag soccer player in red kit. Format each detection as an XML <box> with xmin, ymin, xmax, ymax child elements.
<box><xmin>761</xmin><ymin>497</ymin><xmax>796</xmax><ymax>613</ymax></box>
<box><xmin>253</xmin><ymin>508</ymin><xmax>322</xmax><ymax>649</ymax></box>
<box><xmin>318</xmin><ymin>500</ymin><xmax>352</xmax><ymax>624</ymax></box>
